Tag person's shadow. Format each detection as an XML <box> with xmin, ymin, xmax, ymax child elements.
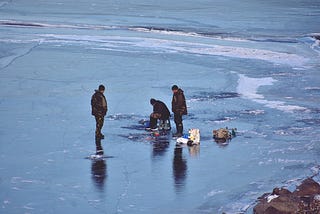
<box><xmin>91</xmin><ymin>159</ymin><xmax>107</xmax><ymax>191</ymax></box>
<box><xmin>173</xmin><ymin>146</ymin><xmax>187</xmax><ymax>194</ymax></box>
<box><xmin>152</xmin><ymin>141</ymin><xmax>170</xmax><ymax>159</ymax></box>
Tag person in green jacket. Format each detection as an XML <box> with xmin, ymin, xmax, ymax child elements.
<box><xmin>91</xmin><ymin>85</ymin><xmax>108</xmax><ymax>154</ymax></box>
<box><xmin>171</xmin><ymin>85</ymin><xmax>187</xmax><ymax>137</ymax></box>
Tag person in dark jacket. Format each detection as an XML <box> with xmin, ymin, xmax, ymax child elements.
<box><xmin>171</xmin><ymin>85</ymin><xmax>187</xmax><ymax>137</ymax></box>
<box><xmin>91</xmin><ymin>85</ymin><xmax>108</xmax><ymax>154</ymax></box>
<box><xmin>148</xmin><ymin>98</ymin><xmax>171</xmax><ymax>130</ymax></box>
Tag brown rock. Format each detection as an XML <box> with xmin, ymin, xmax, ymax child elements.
<box><xmin>254</xmin><ymin>178</ymin><xmax>320</xmax><ymax>214</ymax></box>
<box><xmin>264</xmin><ymin>206</ymin><xmax>292</xmax><ymax>214</ymax></box>
<box><xmin>253</xmin><ymin>193</ymin><xmax>299</xmax><ymax>214</ymax></box>
<box><xmin>293</xmin><ymin>178</ymin><xmax>320</xmax><ymax>197</ymax></box>
<box><xmin>272</xmin><ymin>187</ymin><xmax>292</xmax><ymax>196</ymax></box>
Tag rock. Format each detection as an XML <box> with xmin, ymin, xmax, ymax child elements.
<box><xmin>272</xmin><ymin>187</ymin><xmax>292</xmax><ymax>196</ymax></box>
<box><xmin>293</xmin><ymin>178</ymin><xmax>320</xmax><ymax>197</ymax></box>
<box><xmin>254</xmin><ymin>178</ymin><xmax>320</xmax><ymax>214</ymax></box>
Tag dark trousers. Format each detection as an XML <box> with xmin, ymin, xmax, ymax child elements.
<box><xmin>95</xmin><ymin>116</ymin><xmax>104</xmax><ymax>137</ymax></box>
<box><xmin>95</xmin><ymin>135</ymin><xmax>103</xmax><ymax>155</ymax></box>
<box><xmin>149</xmin><ymin>117</ymin><xmax>158</xmax><ymax>129</ymax></box>
<box><xmin>174</xmin><ymin>113</ymin><xmax>183</xmax><ymax>134</ymax></box>
<box><xmin>149</xmin><ymin>113</ymin><xmax>161</xmax><ymax>129</ymax></box>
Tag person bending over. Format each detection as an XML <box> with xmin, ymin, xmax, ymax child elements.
<box><xmin>148</xmin><ymin>98</ymin><xmax>170</xmax><ymax>130</ymax></box>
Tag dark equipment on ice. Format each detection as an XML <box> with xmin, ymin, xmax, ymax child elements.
<box><xmin>213</xmin><ymin>127</ymin><xmax>237</xmax><ymax>143</ymax></box>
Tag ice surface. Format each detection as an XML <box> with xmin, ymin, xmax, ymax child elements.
<box><xmin>0</xmin><ymin>0</ymin><xmax>320</xmax><ymax>213</ymax></box>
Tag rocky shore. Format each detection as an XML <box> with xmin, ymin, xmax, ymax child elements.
<box><xmin>254</xmin><ymin>178</ymin><xmax>320</xmax><ymax>214</ymax></box>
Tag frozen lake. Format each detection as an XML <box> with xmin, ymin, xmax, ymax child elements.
<box><xmin>0</xmin><ymin>0</ymin><xmax>320</xmax><ymax>213</ymax></box>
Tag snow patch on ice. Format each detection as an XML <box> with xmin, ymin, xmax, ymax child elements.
<box><xmin>237</xmin><ymin>74</ymin><xmax>276</xmax><ymax>99</ymax></box>
<box><xmin>23</xmin><ymin>205</ymin><xmax>34</xmax><ymax>210</ymax></box>
<box><xmin>241</xmin><ymin>109</ymin><xmax>265</xmax><ymax>115</ymax></box>
<box><xmin>267</xmin><ymin>194</ymin><xmax>279</xmax><ymax>203</ymax></box>
<box><xmin>206</xmin><ymin>190</ymin><xmax>224</xmax><ymax>198</ymax></box>
<box><xmin>310</xmin><ymin>34</ymin><xmax>320</xmax><ymax>54</ymax></box>
<box><xmin>237</xmin><ymin>74</ymin><xmax>308</xmax><ymax>113</ymax></box>
<box><xmin>305</xmin><ymin>86</ymin><xmax>320</xmax><ymax>91</ymax></box>
<box><xmin>0</xmin><ymin>33</ymin><xmax>307</xmax><ymax>67</ymax></box>
<box><xmin>276</xmin><ymin>159</ymin><xmax>306</xmax><ymax>164</ymax></box>
<box><xmin>274</xmin><ymin>126</ymin><xmax>312</xmax><ymax>136</ymax></box>
<box><xmin>129</xmin><ymin>26</ymin><xmax>251</xmax><ymax>42</ymax></box>
<box><xmin>255</xmin><ymin>99</ymin><xmax>308</xmax><ymax>112</ymax></box>
<box><xmin>311</xmin><ymin>165</ymin><xmax>320</xmax><ymax>176</ymax></box>
<box><xmin>36</xmin><ymin>34</ymin><xmax>307</xmax><ymax>67</ymax></box>
<box><xmin>0</xmin><ymin>19</ymin><xmax>115</xmax><ymax>30</ymax></box>
<box><xmin>212</xmin><ymin>117</ymin><xmax>236</xmax><ymax>124</ymax></box>
<box><xmin>259</xmin><ymin>158</ymin><xmax>307</xmax><ymax>166</ymax></box>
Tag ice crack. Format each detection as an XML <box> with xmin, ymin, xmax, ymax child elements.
<box><xmin>115</xmin><ymin>165</ymin><xmax>131</xmax><ymax>214</ymax></box>
<box><xmin>0</xmin><ymin>42</ymin><xmax>41</xmax><ymax>71</ymax></box>
<box><xmin>0</xmin><ymin>1</ymin><xmax>12</xmax><ymax>8</ymax></box>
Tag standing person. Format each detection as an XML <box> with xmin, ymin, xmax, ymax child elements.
<box><xmin>148</xmin><ymin>98</ymin><xmax>171</xmax><ymax>130</ymax></box>
<box><xmin>171</xmin><ymin>85</ymin><xmax>187</xmax><ymax>137</ymax></box>
<box><xmin>91</xmin><ymin>85</ymin><xmax>108</xmax><ymax>154</ymax></box>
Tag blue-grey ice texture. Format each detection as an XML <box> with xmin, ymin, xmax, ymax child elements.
<box><xmin>0</xmin><ymin>0</ymin><xmax>320</xmax><ymax>213</ymax></box>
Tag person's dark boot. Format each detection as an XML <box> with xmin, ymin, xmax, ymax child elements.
<box><xmin>96</xmin><ymin>150</ymin><xmax>104</xmax><ymax>155</ymax></box>
<box><xmin>173</xmin><ymin>132</ymin><xmax>182</xmax><ymax>137</ymax></box>
<box><xmin>95</xmin><ymin>136</ymin><xmax>104</xmax><ymax>155</ymax></box>
<box><xmin>173</xmin><ymin>123</ymin><xmax>183</xmax><ymax>137</ymax></box>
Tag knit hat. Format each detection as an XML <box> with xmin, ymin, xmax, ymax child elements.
<box><xmin>171</xmin><ymin>85</ymin><xmax>178</xmax><ymax>90</ymax></box>
<box><xmin>98</xmin><ymin>84</ymin><xmax>105</xmax><ymax>91</ymax></box>
<box><xmin>150</xmin><ymin>98</ymin><xmax>156</xmax><ymax>105</ymax></box>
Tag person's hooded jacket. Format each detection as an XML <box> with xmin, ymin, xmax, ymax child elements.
<box><xmin>152</xmin><ymin>100</ymin><xmax>171</xmax><ymax>120</ymax></box>
<box><xmin>172</xmin><ymin>88</ymin><xmax>187</xmax><ymax>115</ymax></box>
<box><xmin>91</xmin><ymin>90</ymin><xmax>107</xmax><ymax>117</ymax></box>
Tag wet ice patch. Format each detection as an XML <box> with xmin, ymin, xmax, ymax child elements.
<box><xmin>107</xmin><ymin>113</ymin><xmax>144</xmax><ymax>121</ymax></box>
<box><xmin>119</xmin><ymin>132</ymin><xmax>170</xmax><ymax>143</ymax></box>
<box><xmin>121</xmin><ymin>124</ymin><xmax>146</xmax><ymax>130</ymax></box>
<box><xmin>223</xmin><ymin>201</ymin><xmax>254</xmax><ymax>214</ymax></box>
<box><xmin>190</xmin><ymin>91</ymin><xmax>240</xmax><ymax>102</ymax></box>
<box><xmin>118</xmin><ymin>133</ymin><xmax>149</xmax><ymax>142</ymax></box>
